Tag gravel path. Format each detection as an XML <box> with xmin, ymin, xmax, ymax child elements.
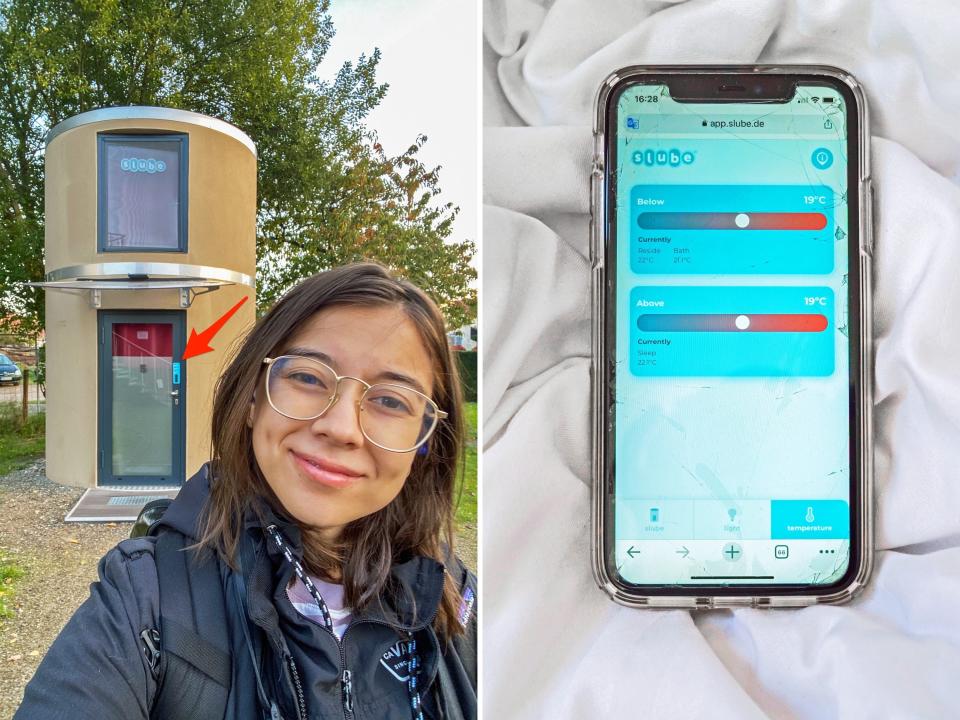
<box><xmin>0</xmin><ymin>461</ymin><xmax>131</xmax><ymax>718</ymax></box>
<box><xmin>0</xmin><ymin>460</ymin><xmax>477</xmax><ymax>718</ymax></box>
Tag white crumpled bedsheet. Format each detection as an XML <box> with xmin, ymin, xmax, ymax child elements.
<box><xmin>482</xmin><ymin>1</ymin><xmax>960</xmax><ymax>718</ymax></box>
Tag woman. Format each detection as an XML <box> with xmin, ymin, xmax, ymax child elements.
<box><xmin>15</xmin><ymin>263</ymin><xmax>477</xmax><ymax>720</ymax></box>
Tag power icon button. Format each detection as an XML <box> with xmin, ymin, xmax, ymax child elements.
<box><xmin>811</xmin><ymin>148</ymin><xmax>833</xmax><ymax>170</ymax></box>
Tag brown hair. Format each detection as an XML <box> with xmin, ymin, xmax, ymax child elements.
<box><xmin>195</xmin><ymin>262</ymin><xmax>467</xmax><ymax>639</ymax></box>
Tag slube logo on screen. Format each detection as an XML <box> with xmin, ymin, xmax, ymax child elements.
<box><xmin>120</xmin><ymin>157</ymin><xmax>167</xmax><ymax>173</ymax></box>
<box><xmin>631</xmin><ymin>149</ymin><xmax>695</xmax><ymax>167</ymax></box>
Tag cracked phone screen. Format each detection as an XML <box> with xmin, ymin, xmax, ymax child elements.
<box><xmin>612</xmin><ymin>82</ymin><xmax>852</xmax><ymax>587</ymax></box>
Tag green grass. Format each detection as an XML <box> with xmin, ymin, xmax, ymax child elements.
<box><xmin>0</xmin><ymin>404</ymin><xmax>45</xmax><ymax>477</ymax></box>
<box><xmin>455</xmin><ymin>402</ymin><xmax>477</xmax><ymax>529</ymax></box>
<box><xmin>0</xmin><ymin>403</ymin><xmax>41</xmax><ymax>619</ymax></box>
<box><xmin>0</xmin><ymin>556</ymin><xmax>25</xmax><ymax>619</ymax></box>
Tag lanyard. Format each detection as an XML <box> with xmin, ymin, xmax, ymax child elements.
<box><xmin>266</xmin><ymin>524</ymin><xmax>334</xmax><ymax>631</ymax></box>
<box><xmin>265</xmin><ymin>524</ymin><xmax>425</xmax><ymax>720</ymax></box>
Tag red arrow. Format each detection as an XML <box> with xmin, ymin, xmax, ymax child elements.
<box><xmin>182</xmin><ymin>296</ymin><xmax>249</xmax><ymax>360</ymax></box>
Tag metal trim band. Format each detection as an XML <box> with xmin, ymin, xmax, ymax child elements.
<box><xmin>41</xmin><ymin>262</ymin><xmax>253</xmax><ymax>287</ymax></box>
<box><xmin>45</xmin><ymin>106</ymin><xmax>257</xmax><ymax>157</ymax></box>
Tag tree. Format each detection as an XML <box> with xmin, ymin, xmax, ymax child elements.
<box><xmin>0</xmin><ymin>0</ymin><xmax>476</xmax><ymax>334</ymax></box>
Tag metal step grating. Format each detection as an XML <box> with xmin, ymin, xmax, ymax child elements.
<box><xmin>107</xmin><ymin>495</ymin><xmax>159</xmax><ymax>506</ymax></box>
<box><xmin>108</xmin><ymin>485</ymin><xmax>180</xmax><ymax>491</ymax></box>
<box><xmin>65</xmin><ymin>487</ymin><xmax>180</xmax><ymax>522</ymax></box>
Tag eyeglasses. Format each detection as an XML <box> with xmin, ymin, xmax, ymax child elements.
<box><xmin>261</xmin><ymin>355</ymin><xmax>447</xmax><ymax>453</ymax></box>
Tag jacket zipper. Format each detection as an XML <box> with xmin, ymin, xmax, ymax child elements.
<box><xmin>335</xmin><ymin>630</ymin><xmax>353</xmax><ymax>719</ymax></box>
<box><xmin>336</xmin><ymin>613</ymin><xmax>441</xmax><ymax>720</ymax></box>
<box><xmin>283</xmin><ymin>574</ymin><xmax>442</xmax><ymax>719</ymax></box>
<box><xmin>283</xmin><ymin>651</ymin><xmax>309</xmax><ymax>720</ymax></box>
<box><xmin>286</xmin><ymin>582</ymin><xmax>355</xmax><ymax>719</ymax></box>
<box><xmin>341</xmin><ymin>669</ymin><xmax>354</xmax><ymax>714</ymax></box>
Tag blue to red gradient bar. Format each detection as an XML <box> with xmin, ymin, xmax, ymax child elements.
<box><xmin>637</xmin><ymin>313</ymin><xmax>828</xmax><ymax>332</ymax></box>
<box><xmin>638</xmin><ymin>211</ymin><xmax>828</xmax><ymax>231</ymax></box>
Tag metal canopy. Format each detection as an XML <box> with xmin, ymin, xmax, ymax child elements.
<box><xmin>27</xmin><ymin>261</ymin><xmax>254</xmax><ymax>308</ymax></box>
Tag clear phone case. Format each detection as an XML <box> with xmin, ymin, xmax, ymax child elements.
<box><xmin>590</xmin><ymin>65</ymin><xmax>874</xmax><ymax>608</ymax></box>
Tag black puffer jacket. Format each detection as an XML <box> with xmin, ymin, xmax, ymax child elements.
<box><xmin>14</xmin><ymin>463</ymin><xmax>477</xmax><ymax>720</ymax></box>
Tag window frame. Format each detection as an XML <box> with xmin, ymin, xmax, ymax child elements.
<box><xmin>97</xmin><ymin>132</ymin><xmax>189</xmax><ymax>253</ymax></box>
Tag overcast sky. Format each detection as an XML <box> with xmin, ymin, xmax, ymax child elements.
<box><xmin>322</xmin><ymin>0</ymin><xmax>479</xmax><ymax>260</ymax></box>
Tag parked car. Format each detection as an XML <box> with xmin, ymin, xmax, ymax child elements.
<box><xmin>0</xmin><ymin>354</ymin><xmax>23</xmax><ymax>385</ymax></box>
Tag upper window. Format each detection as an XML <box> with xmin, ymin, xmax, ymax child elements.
<box><xmin>97</xmin><ymin>134</ymin><xmax>188</xmax><ymax>252</ymax></box>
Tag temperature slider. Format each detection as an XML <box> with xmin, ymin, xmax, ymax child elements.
<box><xmin>638</xmin><ymin>212</ymin><xmax>828</xmax><ymax>231</ymax></box>
<box><xmin>637</xmin><ymin>313</ymin><xmax>828</xmax><ymax>333</ymax></box>
<box><xmin>629</xmin><ymin>285</ymin><xmax>836</xmax><ymax>377</ymax></box>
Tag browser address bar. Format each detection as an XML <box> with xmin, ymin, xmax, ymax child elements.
<box><xmin>625</xmin><ymin>113</ymin><xmax>842</xmax><ymax>135</ymax></box>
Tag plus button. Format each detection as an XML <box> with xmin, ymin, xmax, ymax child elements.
<box><xmin>723</xmin><ymin>543</ymin><xmax>743</xmax><ymax>561</ymax></box>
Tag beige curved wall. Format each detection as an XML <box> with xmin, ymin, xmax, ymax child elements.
<box><xmin>44</xmin><ymin>110</ymin><xmax>257</xmax><ymax>488</ymax></box>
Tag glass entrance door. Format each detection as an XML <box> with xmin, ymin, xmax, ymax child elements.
<box><xmin>98</xmin><ymin>311</ymin><xmax>185</xmax><ymax>486</ymax></box>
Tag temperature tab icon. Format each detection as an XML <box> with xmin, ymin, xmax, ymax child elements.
<box><xmin>631</xmin><ymin>184</ymin><xmax>836</xmax><ymax>275</ymax></box>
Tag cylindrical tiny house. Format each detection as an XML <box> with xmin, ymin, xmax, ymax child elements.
<box><xmin>39</xmin><ymin>107</ymin><xmax>257</xmax><ymax>489</ymax></box>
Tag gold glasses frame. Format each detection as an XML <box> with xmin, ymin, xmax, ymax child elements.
<box><xmin>261</xmin><ymin>355</ymin><xmax>448</xmax><ymax>453</ymax></box>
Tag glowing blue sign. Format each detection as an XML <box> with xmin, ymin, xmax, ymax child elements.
<box><xmin>120</xmin><ymin>157</ymin><xmax>167</xmax><ymax>173</ymax></box>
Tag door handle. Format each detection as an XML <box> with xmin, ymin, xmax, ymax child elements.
<box><xmin>170</xmin><ymin>389</ymin><xmax>180</xmax><ymax>406</ymax></box>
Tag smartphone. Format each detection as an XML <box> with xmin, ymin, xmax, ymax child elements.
<box><xmin>590</xmin><ymin>66</ymin><xmax>873</xmax><ymax>607</ymax></box>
